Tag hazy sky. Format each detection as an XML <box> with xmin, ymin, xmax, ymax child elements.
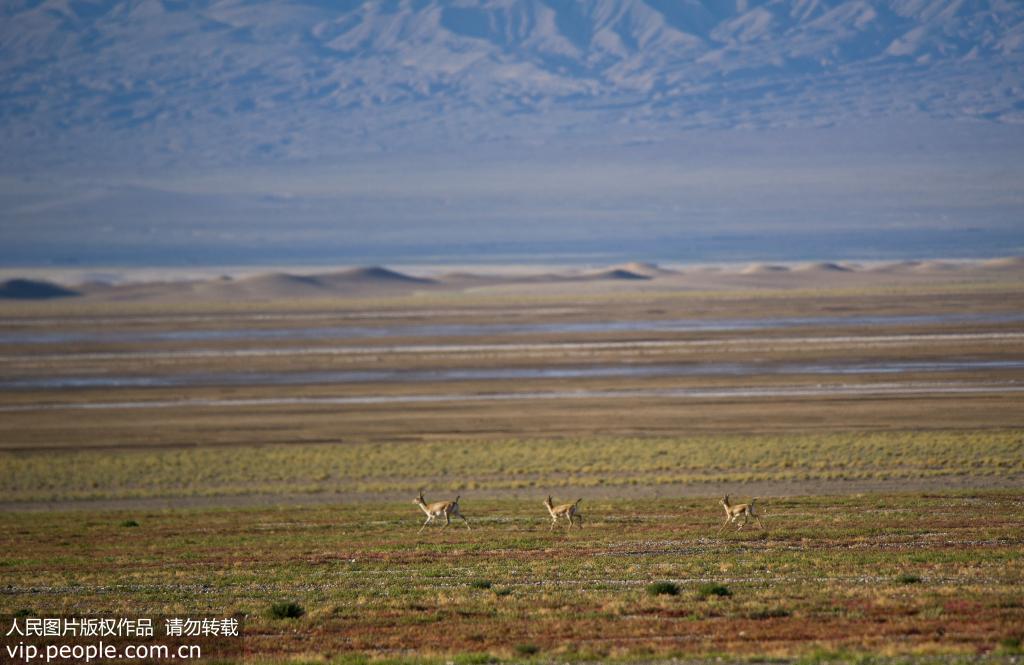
<box><xmin>2</xmin><ymin>0</ymin><xmax>1023</xmax><ymax>266</ymax></box>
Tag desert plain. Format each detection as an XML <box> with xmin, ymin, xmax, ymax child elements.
<box><xmin>1</xmin><ymin>258</ymin><xmax>1023</xmax><ymax>663</ymax></box>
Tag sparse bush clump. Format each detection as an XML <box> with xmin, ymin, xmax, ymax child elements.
<box><xmin>120</xmin><ymin>520</ymin><xmax>139</xmax><ymax>527</ymax></box>
<box><xmin>268</xmin><ymin>602</ymin><xmax>304</xmax><ymax>619</ymax></box>
<box><xmin>998</xmin><ymin>637</ymin><xmax>1023</xmax><ymax>654</ymax></box>
<box><xmin>646</xmin><ymin>581</ymin><xmax>679</xmax><ymax>596</ymax></box>
<box><xmin>514</xmin><ymin>643</ymin><xmax>539</xmax><ymax>656</ymax></box>
<box><xmin>749</xmin><ymin>607</ymin><xmax>790</xmax><ymax>619</ymax></box>
<box><xmin>897</xmin><ymin>573</ymin><xmax>922</xmax><ymax>585</ymax></box>
<box><xmin>452</xmin><ymin>653</ymin><xmax>498</xmax><ymax>665</ymax></box>
<box><xmin>469</xmin><ymin>579</ymin><xmax>492</xmax><ymax>590</ymax></box>
<box><xmin>698</xmin><ymin>583</ymin><xmax>732</xmax><ymax>598</ymax></box>
<box><xmin>796</xmin><ymin>647</ymin><xmax>861</xmax><ymax>664</ymax></box>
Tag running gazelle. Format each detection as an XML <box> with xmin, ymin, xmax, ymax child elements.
<box><xmin>544</xmin><ymin>495</ymin><xmax>583</xmax><ymax>530</ymax></box>
<box><xmin>717</xmin><ymin>495</ymin><xmax>764</xmax><ymax>533</ymax></box>
<box><xmin>413</xmin><ymin>491</ymin><xmax>471</xmax><ymax>533</ymax></box>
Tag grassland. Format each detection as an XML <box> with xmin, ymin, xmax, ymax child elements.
<box><xmin>2</xmin><ymin>493</ymin><xmax>1023</xmax><ymax>663</ymax></box>
<box><xmin>2</xmin><ymin>274</ymin><xmax>1023</xmax><ymax>663</ymax></box>
<box><xmin>2</xmin><ymin>430</ymin><xmax>1023</xmax><ymax>504</ymax></box>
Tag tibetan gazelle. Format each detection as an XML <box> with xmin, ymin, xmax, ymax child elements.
<box><xmin>544</xmin><ymin>496</ymin><xmax>583</xmax><ymax>530</ymax></box>
<box><xmin>717</xmin><ymin>495</ymin><xmax>764</xmax><ymax>533</ymax></box>
<box><xmin>413</xmin><ymin>491</ymin><xmax>470</xmax><ymax>533</ymax></box>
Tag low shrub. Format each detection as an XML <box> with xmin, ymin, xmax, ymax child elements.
<box><xmin>646</xmin><ymin>581</ymin><xmax>679</xmax><ymax>596</ymax></box>
<box><xmin>698</xmin><ymin>583</ymin><xmax>731</xmax><ymax>598</ymax></box>
<box><xmin>268</xmin><ymin>602</ymin><xmax>304</xmax><ymax>619</ymax></box>
<box><xmin>515</xmin><ymin>643</ymin><xmax>539</xmax><ymax>656</ymax></box>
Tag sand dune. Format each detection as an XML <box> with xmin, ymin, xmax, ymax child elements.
<box><xmin>610</xmin><ymin>262</ymin><xmax>677</xmax><ymax>277</ymax></box>
<box><xmin>435</xmin><ymin>272</ymin><xmax>494</xmax><ymax>283</ymax></box>
<box><xmin>207</xmin><ymin>273</ymin><xmax>331</xmax><ymax>299</ymax></box>
<box><xmin>237</xmin><ymin>273</ymin><xmax>324</xmax><ymax>288</ymax></box>
<box><xmin>909</xmin><ymin>260</ymin><xmax>961</xmax><ymax>273</ymax></box>
<box><xmin>981</xmin><ymin>256</ymin><xmax>1024</xmax><ymax>270</ymax></box>
<box><xmin>582</xmin><ymin>268</ymin><xmax>652</xmax><ymax>281</ymax></box>
<box><xmin>321</xmin><ymin>266</ymin><xmax>432</xmax><ymax>284</ymax></box>
<box><xmin>439</xmin><ymin>267</ymin><xmax>654</xmax><ymax>285</ymax></box>
<box><xmin>793</xmin><ymin>262</ymin><xmax>852</xmax><ymax>273</ymax></box>
<box><xmin>216</xmin><ymin>266</ymin><xmax>433</xmax><ymax>299</ymax></box>
<box><xmin>741</xmin><ymin>263</ymin><xmax>790</xmax><ymax>275</ymax></box>
<box><xmin>868</xmin><ymin>261</ymin><xmax>921</xmax><ymax>274</ymax></box>
<box><xmin>4</xmin><ymin>256</ymin><xmax>1022</xmax><ymax>303</ymax></box>
<box><xmin>65</xmin><ymin>266</ymin><xmax>437</xmax><ymax>303</ymax></box>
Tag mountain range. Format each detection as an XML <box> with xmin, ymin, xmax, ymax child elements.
<box><xmin>3</xmin><ymin>0</ymin><xmax>1023</xmax><ymax>173</ymax></box>
<box><xmin>2</xmin><ymin>0</ymin><xmax>1023</xmax><ymax>266</ymax></box>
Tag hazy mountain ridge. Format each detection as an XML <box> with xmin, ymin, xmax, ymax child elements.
<box><xmin>2</xmin><ymin>0</ymin><xmax>1023</xmax><ymax>172</ymax></box>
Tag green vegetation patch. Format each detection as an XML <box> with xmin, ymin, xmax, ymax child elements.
<box><xmin>646</xmin><ymin>581</ymin><xmax>680</xmax><ymax>596</ymax></box>
<box><xmin>3</xmin><ymin>429</ymin><xmax>1022</xmax><ymax>502</ymax></box>
<box><xmin>697</xmin><ymin>583</ymin><xmax>732</xmax><ymax>598</ymax></box>
<box><xmin>268</xmin><ymin>601</ymin><xmax>305</xmax><ymax>619</ymax></box>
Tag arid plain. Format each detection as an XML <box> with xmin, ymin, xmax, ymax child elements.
<box><xmin>1</xmin><ymin>259</ymin><xmax>1023</xmax><ymax>662</ymax></box>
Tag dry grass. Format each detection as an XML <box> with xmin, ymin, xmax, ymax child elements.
<box><xmin>1</xmin><ymin>493</ymin><xmax>1022</xmax><ymax>662</ymax></box>
<box><xmin>3</xmin><ymin>276</ymin><xmax>1024</xmax><ymax>663</ymax></box>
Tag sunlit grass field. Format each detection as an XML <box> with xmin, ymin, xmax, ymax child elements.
<box><xmin>2</xmin><ymin>429</ymin><xmax>1022</xmax><ymax>502</ymax></box>
<box><xmin>3</xmin><ymin>280</ymin><xmax>1023</xmax><ymax>663</ymax></box>
<box><xmin>2</xmin><ymin>493</ymin><xmax>1022</xmax><ymax>663</ymax></box>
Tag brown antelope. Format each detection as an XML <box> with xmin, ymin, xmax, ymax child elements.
<box><xmin>544</xmin><ymin>495</ymin><xmax>583</xmax><ymax>530</ymax></box>
<box><xmin>717</xmin><ymin>495</ymin><xmax>764</xmax><ymax>533</ymax></box>
<box><xmin>413</xmin><ymin>491</ymin><xmax>470</xmax><ymax>533</ymax></box>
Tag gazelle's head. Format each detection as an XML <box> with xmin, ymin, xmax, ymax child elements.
<box><xmin>413</xmin><ymin>491</ymin><xmax>425</xmax><ymax>506</ymax></box>
<box><xmin>721</xmin><ymin>495</ymin><xmax>730</xmax><ymax>507</ymax></box>
<box><xmin>544</xmin><ymin>495</ymin><xmax>553</xmax><ymax>508</ymax></box>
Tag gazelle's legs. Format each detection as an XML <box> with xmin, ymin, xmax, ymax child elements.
<box><xmin>458</xmin><ymin>512</ymin><xmax>471</xmax><ymax>530</ymax></box>
<box><xmin>419</xmin><ymin>515</ymin><xmax>433</xmax><ymax>533</ymax></box>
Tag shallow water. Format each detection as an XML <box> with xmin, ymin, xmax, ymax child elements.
<box><xmin>1</xmin><ymin>381</ymin><xmax>1020</xmax><ymax>412</ymax></box>
<box><xmin>1</xmin><ymin>311</ymin><xmax>1022</xmax><ymax>345</ymax></box>
<box><xmin>3</xmin><ymin>332</ymin><xmax>1023</xmax><ymax>363</ymax></box>
<box><xmin>2</xmin><ymin>359</ymin><xmax>1023</xmax><ymax>390</ymax></box>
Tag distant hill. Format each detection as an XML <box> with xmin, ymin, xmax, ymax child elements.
<box><xmin>0</xmin><ymin>279</ymin><xmax>79</xmax><ymax>300</ymax></box>
<box><xmin>321</xmin><ymin>267</ymin><xmax>433</xmax><ymax>285</ymax></box>
<box><xmin>583</xmin><ymin>269</ymin><xmax>652</xmax><ymax>281</ymax></box>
